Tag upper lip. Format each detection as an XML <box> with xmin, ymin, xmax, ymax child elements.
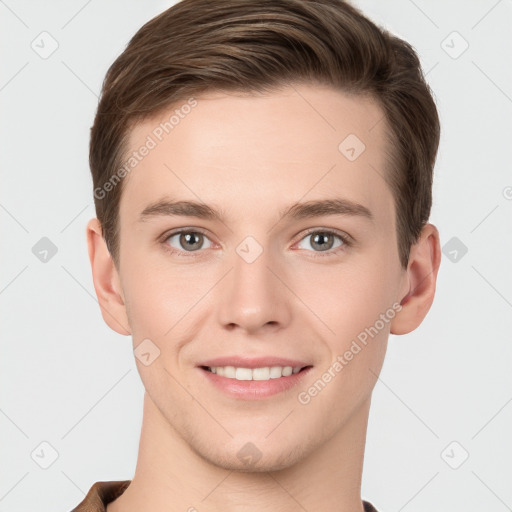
<box><xmin>198</xmin><ymin>356</ymin><xmax>312</xmax><ymax>369</ymax></box>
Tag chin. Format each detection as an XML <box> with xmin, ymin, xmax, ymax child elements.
<box><xmin>195</xmin><ymin>437</ymin><xmax>310</xmax><ymax>473</ymax></box>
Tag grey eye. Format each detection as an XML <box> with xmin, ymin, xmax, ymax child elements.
<box><xmin>167</xmin><ymin>231</ymin><xmax>213</xmax><ymax>252</ymax></box>
<box><xmin>297</xmin><ymin>232</ymin><xmax>344</xmax><ymax>252</ymax></box>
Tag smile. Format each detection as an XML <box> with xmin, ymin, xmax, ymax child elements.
<box><xmin>202</xmin><ymin>365</ymin><xmax>307</xmax><ymax>381</ymax></box>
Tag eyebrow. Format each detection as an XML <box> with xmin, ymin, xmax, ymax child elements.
<box><xmin>138</xmin><ymin>197</ymin><xmax>374</xmax><ymax>224</ymax></box>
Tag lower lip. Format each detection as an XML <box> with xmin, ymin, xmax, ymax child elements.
<box><xmin>198</xmin><ymin>366</ymin><xmax>313</xmax><ymax>400</ymax></box>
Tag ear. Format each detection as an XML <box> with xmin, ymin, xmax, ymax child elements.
<box><xmin>86</xmin><ymin>218</ymin><xmax>131</xmax><ymax>336</ymax></box>
<box><xmin>390</xmin><ymin>223</ymin><xmax>441</xmax><ymax>335</ymax></box>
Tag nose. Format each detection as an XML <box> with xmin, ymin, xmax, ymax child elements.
<box><xmin>216</xmin><ymin>241</ymin><xmax>292</xmax><ymax>335</ymax></box>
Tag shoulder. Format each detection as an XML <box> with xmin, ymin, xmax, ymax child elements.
<box><xmin>363</xmin><ymin>500</ymin><xmax>379</xmax><ymax>512</ymax></box>
<box><xmin>70</xmin><ymin>480</ymin><xmax>131</xmax><ymax>512</ymax></box>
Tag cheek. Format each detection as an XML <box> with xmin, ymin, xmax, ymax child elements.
<box><xmin>297</xmin><ymin>264</ymin><xmax>394</xmax><ymax>412</ymax></box>
<box><xmin>295</xmin><ymin>258</ymin><xmax>398</xmax><ymax>346</ymax></box>
<box><xmin>121</xmin><ymin>254</ymin><xmax>217</xmax><ymax>342</ymax></box>
<box><xmin>121</xmin><ymin>231</ymin><xmax>400</xmax><ymax>351</ymax></box>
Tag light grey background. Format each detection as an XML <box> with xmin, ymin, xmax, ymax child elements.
<box><xmin>1</xmin><ymin>1</ymin><xmax>511</xmax><ymax>511</ymax></box>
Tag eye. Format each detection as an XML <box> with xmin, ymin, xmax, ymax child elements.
<box><xmin>160</xmin><ymin>228</ymin><xmax>352</xmax><ymax>258</ymax></box>
<box><xmin>163</xmin><ymin>230</ymin><xmax>213</xmax><ymax>253</ymax></box>
<box><xmin>296</xmin><ymin>229</ymin><xmax>350</xmax><ymax>254</ymax></box>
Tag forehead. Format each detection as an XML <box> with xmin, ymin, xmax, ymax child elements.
<box><xmin>119</xmin><ymin>84</ymin><xmax>394</xmax><ymax>230</ymax></box>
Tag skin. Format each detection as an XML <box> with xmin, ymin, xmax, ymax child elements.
<box><xmin>86</xmin><ymin>83</ymin><xmax>441</xmax><ymax>512</ymax></box>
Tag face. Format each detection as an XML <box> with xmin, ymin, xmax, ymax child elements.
<box><xmin>114</xmin><ymin>84</ymin><xmax>407</xmax><ymax>471</ymax></box>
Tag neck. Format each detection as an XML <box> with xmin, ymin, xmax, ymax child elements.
<box><xmin>108</xmin><ymin>392</ymin><xmax>370</xmax><ymax>512</ymax></box>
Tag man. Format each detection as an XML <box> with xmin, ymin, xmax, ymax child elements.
<box><xmin>74</xmin><ymin>0</ymin><xmax>441</xmax><ymax>510</ymax></box>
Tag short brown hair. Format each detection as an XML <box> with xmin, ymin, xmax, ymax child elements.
<box><xmin>89</xmin><ymin>0</ymin><xmax>440</xmax><ymax>269</ymax></box>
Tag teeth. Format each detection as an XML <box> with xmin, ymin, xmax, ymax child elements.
<box><xmin>253</xmin><ymin>367</ymin><xmax>270</xmax><ymax>380</ymax></box>
<box><xmin>235</xmin><ymin>367</ymin><xmax>252</xmax><ymax>380</ymax></box>
<box><xmin>207</xmin><ymin>365</ymin><xmax>303</xmax><ymax>381</ymax></box>
<box><xmin>282</xmin><ymin>366</ymin><xmax>293</xmax><ymax>376</ymax></box>
<box><xmin>269</xmin><ymin>366</ymin><xmax>282</xmax><ymax>379</ymax></box>
<box><xmin>225</xmin><ymin>366</ymin><xmax>236</xmax><ymax>378</ymax></box>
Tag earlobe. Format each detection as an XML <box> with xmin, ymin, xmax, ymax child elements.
<box><xmin>86</xmin><ymin>218</ymin><xmax>131</xmax><ymax>336</ymax></box>
<box><xmin>390</xmin><ymin>223</ymin><xmax>441</xmax><ymax>335</ymax></box>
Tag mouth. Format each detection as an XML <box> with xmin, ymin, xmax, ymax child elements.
<box><xmin>198</xmin><ymin>362</ymin><xmax>313</xmax><ymax>400</ymax></box>
<box><xmin>200</xmin><ymin>364</ymin><xmax>312</xmax><ymax>381</ymax></box>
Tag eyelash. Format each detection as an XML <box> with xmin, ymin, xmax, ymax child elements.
<box><xmin>160</xmin><ymin>228</ymin><xmax>353</xmax><ymax>259</ymax></box>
